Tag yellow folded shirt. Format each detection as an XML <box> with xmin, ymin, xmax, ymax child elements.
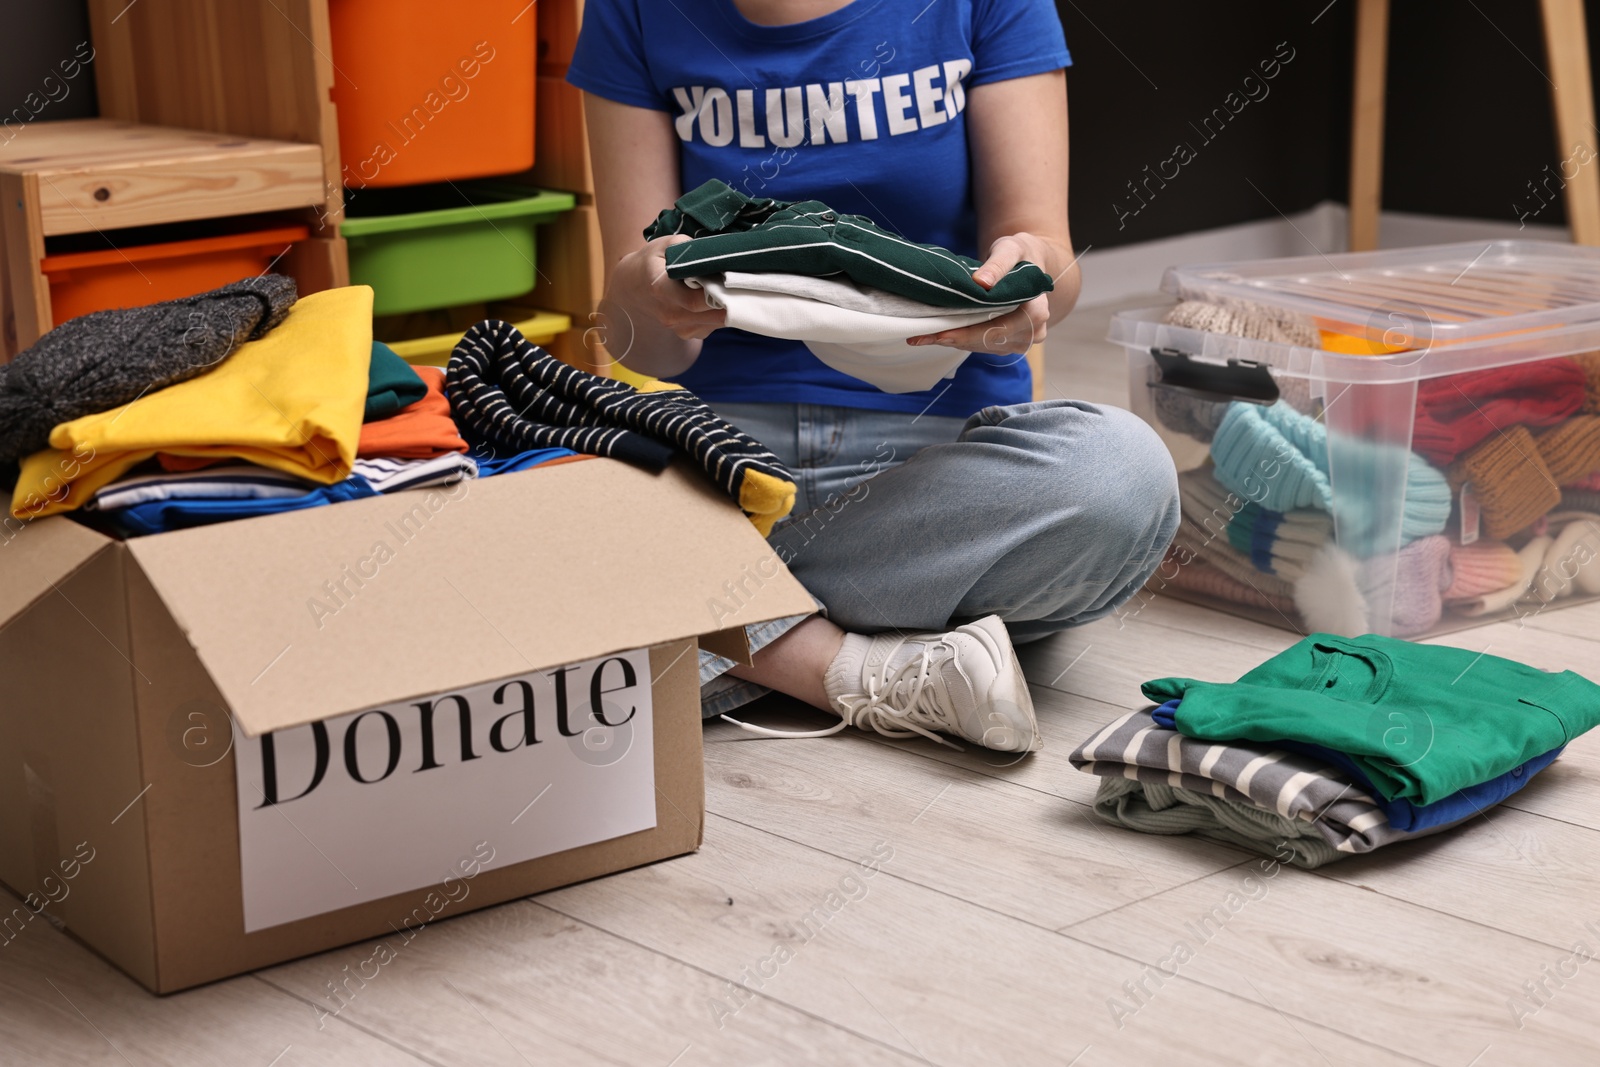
<box><xmin>12</xmin><ymin>286</ymin><xmax>373</xmax><ymax>521</ymax></box>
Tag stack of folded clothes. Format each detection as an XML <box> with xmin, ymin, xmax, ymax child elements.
<box><xmin>4</xmin><ymin>278</ymin><xmax>799</xmax><ymax>536</ymax></box>
<box><xmin>1146</xmin><ymin>298</ymin><xmax>1600</xmax><ymax>634</ymax></box>
<box><xmin>643</xmin><ymin>179</ymin><xmax>1054</xmax><ymax>393</ymax></box>
<box><xmin>3</xmin><ymin>281</ymin><xmax>569</xmax><ymax>536</ymax></box>
<box><xmin>7</xmin><ymin>279</ymin><xmax>370</xmax><ymax>526</ymax></box>
<box><xmin>83</xmin><ymin>341</ymin><xmax>493</xmax><ymax>536</ymax></box>
<box><xmin>1070</xmin><ymin>633</ymin><xmax>1600</xmax><ymax>867</ymax></box>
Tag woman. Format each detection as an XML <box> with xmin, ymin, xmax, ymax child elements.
<box><xmin>569</xmin><ymin>0</ymin><xmax>1179</xmax><ymax>752</ymax></box>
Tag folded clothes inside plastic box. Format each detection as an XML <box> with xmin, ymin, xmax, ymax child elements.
<box><xmin>1115</xmin><ymin>240</ymin><xmax>1600</xmax><ymax>638</ymax></box>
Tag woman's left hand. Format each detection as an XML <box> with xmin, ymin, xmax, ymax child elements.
<box><xmin>906</xmin><ymin>233</ymin><xmax>1052</xmax><ymax>356</ymax></box>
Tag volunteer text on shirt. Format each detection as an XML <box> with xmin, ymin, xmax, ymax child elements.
<box><xmin>671</xmin><ymin>59</ymin><xmax>973</xmax><ymax>148</ymax></box>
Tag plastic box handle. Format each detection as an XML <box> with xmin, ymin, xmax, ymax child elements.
<box><xmin>1149</xmin><ymin>347</ymin><xmax>1280</xmax><ymax>406</ymax></box>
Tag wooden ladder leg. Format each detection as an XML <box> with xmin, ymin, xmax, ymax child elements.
<box><xmin>1349</xmin><ymin>0</ymin><xmax>1391</xmax><ymax>252</ymax></box>
<box><xmin>1540</xmin><ymin>0</ymin><xmax>1600</xmax><ymax>245</ymax></box>
<box><xmin>0</xmin><ymin>210</ymin><xmax>11</xmax><ymax>361</ymax></box>
<box><xmin>0</xmin><ymin>172</ymin><xmax>51</xmax><ymax>359</ymax></box>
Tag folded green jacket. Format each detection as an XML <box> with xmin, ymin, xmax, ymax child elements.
<box><xmin>644</xmin><ymin>180</ymin><xmax>1054</xmax><ymax>309</ymax></box>
<box><xmin>1142</xmin><ymin>633</ymin><xmax>1600</xmax><ymax>806</ymax></box>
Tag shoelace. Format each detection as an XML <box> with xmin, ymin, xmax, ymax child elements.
<box><xmin>721</xmin><ymin>637</ymin><xmax>967</xmax><ymax>750</ymax></box>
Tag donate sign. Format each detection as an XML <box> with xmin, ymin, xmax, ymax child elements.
<box><xmin>234</xmin><ymin>648</ymin><xmax>656</xmax><ymax>931</ymax></box>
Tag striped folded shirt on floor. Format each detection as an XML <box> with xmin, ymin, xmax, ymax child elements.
<box><xmin>1068</xmin><ymin>710</ymin><xmax>1470</xmax><ymax>862</ymax></box>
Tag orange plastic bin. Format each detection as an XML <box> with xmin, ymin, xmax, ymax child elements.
<box><xmin>41</xmin><ymin>226</ymin><xmax>309</xmax><ymax>326</ymax></box>
<box><xmin>329</xmin><ymin>0</ymin><xmax>537</xmax><ymax>189</ymax></box>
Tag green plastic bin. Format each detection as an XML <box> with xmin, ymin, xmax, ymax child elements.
<box><xmin>341</xmin><ymin>182</ymin><xmax>575</xmax><ymax>316</ymax></box>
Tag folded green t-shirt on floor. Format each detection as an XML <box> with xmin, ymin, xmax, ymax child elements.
<box><xmin>1142</xmin><ymin>633</ymin><xmax>1600</xmax><ymax>806</ymax></box>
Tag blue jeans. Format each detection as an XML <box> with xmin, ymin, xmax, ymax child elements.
<box><xmin>698</xmin><ymin>399</ymin><xmax>1181</xmax><ymax>716</ymax></box>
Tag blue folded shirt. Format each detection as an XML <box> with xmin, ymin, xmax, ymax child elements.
<box><xmin>104</xmin><ymin>448</ymin><xmax>582</xmax><ymax>535</ymax></box>
<box><xmin>108</xmin><ymin>476</ymin><xmax>380</xmax><ymax>536</ymax></box>
<box><xmin>469</xmin><ymin>447</ymin><xmax>581</xmax><ymax>477</ymax></box>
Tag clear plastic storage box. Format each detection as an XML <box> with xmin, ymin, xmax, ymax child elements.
<box><xmin>1111</xmin><ymin>240</ymin><xmax>1600</xmax><ymax>637</ymax></box>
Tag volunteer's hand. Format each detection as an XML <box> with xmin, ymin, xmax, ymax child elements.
<box><xmin>607</xmin><ymin>234</ymin><xmax>726</xmax><ymax>341</ymax></box>
<box><xmin>906</xmin><ymin>233</ymin><xmax>1052</xmax><ymax>357</ymax></box>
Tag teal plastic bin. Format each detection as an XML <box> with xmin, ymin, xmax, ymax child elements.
<box><xmin>341</xmin><ymin>182</ymin><xmax>575</xmax><ymax>316</ymax></box>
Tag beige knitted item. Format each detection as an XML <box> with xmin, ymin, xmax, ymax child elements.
<box><xmin>1164</xmin><ymin>299</ymin><xmax>1321</xmax><ymax>347</ymax></box>
<box><xmin>1161</xmin><ymin>300</ymin><xmax>1321</xmax><ymax>416</ymax></box>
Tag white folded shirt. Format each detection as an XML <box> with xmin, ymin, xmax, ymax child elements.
<box><xmin>685</xmin><ymin>272</ymin><xmax>1019</xmax><ymax>394</ymax></box>
<box><xmin>351</xmin><ymin>453</ymin><xmax>478</xmax><ymax>494</ymax></box>
<box><xmin>86</xmin><ymin>463</ymin><xmax>315</xmax><ymax>510</ymax></box>
<box><xmin>87</xmin><ymin>455</ymin><xmax>479</xmax><ymax>512</ymax></box>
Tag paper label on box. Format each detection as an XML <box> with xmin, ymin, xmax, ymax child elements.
<box><xmin>234</xmin><ymin>648</ymin><xmax>656</xmax><ymax>933</ymax></box>
<box><xmin>1460</xmin><ymin>484</ymin><xmax>1481</xmax><ymax>546</ymax></box>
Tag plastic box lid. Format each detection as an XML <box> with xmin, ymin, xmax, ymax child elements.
<box><xmin>1109</xmin><ymin>303</ymin><xmax>1600</xmax><ymax>385</ymax></box>
<box><xmin>1162</xmin><ymin>239</ymin><xmax>1600</xmax><ymax>344</ymax></box>
<box><xmin>1118</xmin><ymin>240</ymin><xmax>1600</xmax><ymax>384</ymax></box>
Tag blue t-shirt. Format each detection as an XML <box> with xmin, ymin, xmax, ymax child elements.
<box><xmin>567</xmin><ymin>0</ymin><xmax>1070</xmax><ymax>418</ymax></box>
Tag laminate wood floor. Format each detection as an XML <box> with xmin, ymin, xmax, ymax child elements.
<box><xmin>7</xmin><ymin>298</ymin><xmax>1599</xmax><ymax>1065</ymax></box>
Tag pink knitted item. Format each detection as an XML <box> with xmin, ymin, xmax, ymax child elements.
<box><xmin>1443</xmin><ymin>540</ymin><xmax>1524</xmax><ymax>600</ymax></box>
<box><xmin>1385</xmin><ymin>536</ymin><xmax>1452</xmax><ymax>637</ymax></box>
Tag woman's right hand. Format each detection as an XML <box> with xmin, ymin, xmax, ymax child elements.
<box><xmin>607</xmin><ymin>234</ymin><xmax>726</xmax><ymax>341</ymax></box>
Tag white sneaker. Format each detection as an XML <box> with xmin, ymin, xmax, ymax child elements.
<box><xmin>802</xmin><ymin>616</ymin><xmax>1040</xmax><ymax>752</ymax></box>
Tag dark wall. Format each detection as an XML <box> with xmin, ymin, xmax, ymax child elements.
<box><xmin>3</xmin><ymin>0</ymin><xmax>1594</xmax><ymax>249</ymax></box>
<box><xmin>1060</xmin><ymin>0</ymin><xmax>1600</xmax><ymax>248</ymax></box>
<box><xmin>1058</xmin><ymin>1</ymin><xmax>1352</xmax><ymax>249</ymax></box>
<box><xmin>1381</xmin><ymin>0</ymin><xmax>1573</xmax><ymax>229</ymax></box>
<box><xmin>0</xmin><ymin>0</ymin><xmax>99</xmax><ymax>132</ymax></box>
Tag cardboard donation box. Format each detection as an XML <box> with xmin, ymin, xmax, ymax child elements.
<box><xmin>0</xmin><ymin>460</ymin><xmax>813</xmax><ymax>993</ymax></box>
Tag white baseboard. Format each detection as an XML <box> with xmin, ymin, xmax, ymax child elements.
<box><xmin>1374</xmin><ymin>207</ymin><xmax>1567</xmax><ymax>248</ymax></box>
<box><xmin>1075</xmin><ymin>201</ymin><xmax>1570</xmax><ymax>307</ymax></box>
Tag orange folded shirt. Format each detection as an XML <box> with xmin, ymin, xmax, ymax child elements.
<box><xmin>157</xmin><ymin>365</ymin><xmax>466</xmax><ymax>470</ymax></box>
<box><xmin>357</xmin><ymin>366</ymin><xmax>468</xmax><ymax>459</ymax></box>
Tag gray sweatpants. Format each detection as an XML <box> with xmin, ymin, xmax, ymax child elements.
<box><xmin>699</xmin><ymin>399</ymin><xmax>1181</xmax><ymax>717</ymax></box>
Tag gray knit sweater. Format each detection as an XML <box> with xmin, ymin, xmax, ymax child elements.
<box><xmin>0</xmin><ymin>274</ymin><xmax>297</xmax><ymax>465</ymax></box>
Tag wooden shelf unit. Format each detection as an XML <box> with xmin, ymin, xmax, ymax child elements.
<box><xmin>1</xmin><ymin>0</ymin><xmax>346</xmax><ymax>360</ymax></box>
<box><xmin>0</xmin><ymin>119</ymin><xmax>332</xmax><ymax>355</ymax></box>
<box><xmin>529</xmin><ymin>0</ymin><xmax>608</xmax><ymax>373</ymax></box>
